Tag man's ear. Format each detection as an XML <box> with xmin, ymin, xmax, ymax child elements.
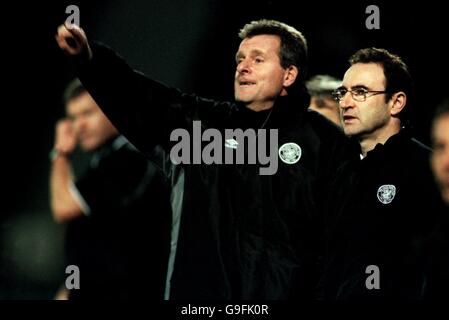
<box><xmin>390</xmin><ymin>91</ymin><xmax>407</xmax><ymax>116</ymax></box>
<box><xmin>283</xmin><ymin>65</ymin><xmax>299</xmax><ymax>88</ymax></box>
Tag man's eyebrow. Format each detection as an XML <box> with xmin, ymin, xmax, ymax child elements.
<box><xmin>235</xmin><ymin>49</ymin><xmax>266</xmax><ymax>61</ymax></box>
<box><xmin>351</xmin><ymin>84</ymin><xmax>368</xmax><ymax>90</ymax></box>
<box><xmin>433</xmin><ymin>141</ymin><xmax>444</xmax><ymax>148</ymax></box>
<box><xmin>250</xmin><ymin>49</ymin><xmax>265</xmax><ymax>56</ymax></box>
<box><xmin>235</xmin><ymin>52</ymin><xmax>244</xmax><ymax>61</ymax></box>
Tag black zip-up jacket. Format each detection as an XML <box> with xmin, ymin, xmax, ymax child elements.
<box><xmin>319</xmin><ymin>129</ymin><xmax>445</xmax><ymax>300</ymax></box>
<box><xmin>76</xmin><ymin>43</ymin><xmax>358</xmax><ymax>299</ymax></box>
<box><xmin>68</xmin><ymin>136</ymin><xmax>172</xmax><ymax>300</ymax></box>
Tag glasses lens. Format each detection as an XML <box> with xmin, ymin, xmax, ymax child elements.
<box><xmin>353</xmin><ymin>89</ymin><xmax>368</xmax><ymax>102</ymax></box>
<box><xmin>332</xmin><ymin>90</ymin><xmax>343</xmax><ymax>101</ymax></box>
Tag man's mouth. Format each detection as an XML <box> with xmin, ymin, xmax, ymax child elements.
<box><xmin>343</xmin><ymin>115</ymin><xmax>357</xmax><ymax>123</ymax></box>
<box><xmin>238</xmin><ymin>80</ymin><xmax>256</xmax><ymax>87</ymax></box>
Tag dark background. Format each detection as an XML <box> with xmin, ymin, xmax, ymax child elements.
<box><xmin>2</xmin><ymin>0</ymin><xmax>447</xmax><ymax>299</ymax></box>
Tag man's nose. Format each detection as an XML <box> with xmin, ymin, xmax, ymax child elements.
<box><xmin>237</xmin><ymin>59</ymin><xmax>250</xmax><ymax>74</ymax></box>
<box><xmin>339</xmin><ymin>92</ymin><xmax>354</xmax><ymax>109</ymax></box>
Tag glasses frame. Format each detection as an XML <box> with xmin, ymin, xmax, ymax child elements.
<box><xmin>332</xmin><ymin>87</ymin><xmax>389</xmax><ymax>102</ymax></box>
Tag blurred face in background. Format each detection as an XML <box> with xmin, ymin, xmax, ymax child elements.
<box><xmin>431</xmin><ymin>112</ymin><xmax>449</xmax><ymax>204</ymax></box>
<box><xmin>309</xmin><ymin>95</ymin><xmax>342</xmax><ymax>127</ymax></box>
<box><xmin>66</xmin><ymin>92</ymin><xmax>118</xmax><ymax>151</ymax></box>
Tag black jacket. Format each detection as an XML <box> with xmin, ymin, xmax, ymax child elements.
<box><xmin>421</xmin><ymin>203</ymin><xmax>449</xmax><ymax>300</ymax></box>
<box><xmin>67</xmin><ymin>136</ymin><xmax>172</xmax><ymax>300</ymax></box>
<box><xmin>320</xmin><ymin>129</ymin><xmax>445</xmax><ymax>300</ymax></box>
<box><xmin>76</xmin><ymin>43</ymin><xmax>358</xmax><ymax>299</ymax></box>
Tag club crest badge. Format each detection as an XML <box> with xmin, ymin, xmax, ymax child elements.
<box><xmin>279</xmin><ymin>142</ymin><xmax>302</xmax><ymax>164</ymax></box>
<box><xmin>377</xmin><ymin>184</ymin><xmax>396</xmax><ymax>204</ymax></box>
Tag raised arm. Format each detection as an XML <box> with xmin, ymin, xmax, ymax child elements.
<box><xmin>55</xmin><ymin>24</ymin><xmax>234</xmax><ymax>157</ymax></box>
<box><xmin>50</xmin><ymin>119</ymin><xmax>84</xmax><ymax>223</ymax></box>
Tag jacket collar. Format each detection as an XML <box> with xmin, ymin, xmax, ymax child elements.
<box><xmin>364</xmin><ymin>127</ymin><xmax>412</xmax><ymax>159</ymax></box>
<box><xmin>89</xmin><ymin>134</ymin><xmax>127</xmax><ymax>168</ymax></box>
<box><xmin>235</xmin><ymin>94</ymin><xmax>308</xmax><ymax>130</ymax></box>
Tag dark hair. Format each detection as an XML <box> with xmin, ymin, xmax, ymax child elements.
<box><xmin>63</xmin><ymin>78</ymin><xmax>86</xmax><ymax>105</ymax></box>
<box><xmin>432</xmin><ymin>98</ymin><xmax>449</xmax><ymax>133</ymax></box>
<box><xmin>239</xmin><ymin>19</ymin><xmax>308</xmax><ymax>83</ymax></box>
<box><xmin>349</xmin><ymin>48</ymin><xmax>414</xmax><ymax>121</ymax></box>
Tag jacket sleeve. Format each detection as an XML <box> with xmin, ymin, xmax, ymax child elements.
<box><xmin>76</xmin><ymin>42</ymin><xmax>235</xmax><ymax>156</ymax></box>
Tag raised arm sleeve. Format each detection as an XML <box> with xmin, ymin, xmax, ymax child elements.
<box><xmin>76</xmin><ymin>42</ymin><xmax>235</xmax><ymax>156</ymax></box>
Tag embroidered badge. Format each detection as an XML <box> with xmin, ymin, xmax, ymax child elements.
<box><xmin>377</xmin><ymin>184</ymin><xmax>396</xmax><ymax>204</ymax></box>
<box><xmin>278</xmin><ymin>142</ymin><xmax>302</xmax><ymax>164</ymax></box>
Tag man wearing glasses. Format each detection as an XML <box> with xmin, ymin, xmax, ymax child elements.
<box><xmin>319</xmin><ymin>48</ymin><xmax>445</xmax><ymax>300</ymax></box>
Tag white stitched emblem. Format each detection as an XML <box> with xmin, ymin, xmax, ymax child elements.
<box><xmin>278</xmin><ymin>142</ymin><xmax>302</xmax><ymax>164</ymax></box>
<box><xmin>377</xmin><ymin>184</ymin><xmax>396</xmax><ymax>204</ymax></box>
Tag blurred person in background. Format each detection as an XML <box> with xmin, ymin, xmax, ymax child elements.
<box><xmin>421</xmin><ymin>99</ymin><xmax>449</xmax><ymax>299</ymax></box>
<box><xmin>306</xmin><ymin>74</ymin><xmax>342</xmax><ymax>127</ymax></box>
<box><xmin>50</xmin><ymin>79</ymin><xmax>172</xmax><ymax>300</ymax></box>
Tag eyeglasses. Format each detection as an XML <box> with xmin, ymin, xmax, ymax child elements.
<box><xmin>331</xmin><ymin>87</ymin><xmax>388</xmax><ymax>102</ymax></box>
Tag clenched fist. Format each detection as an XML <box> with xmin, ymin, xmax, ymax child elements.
<box><xmin>53</xmin><ymin>119</ymin><xmax>77</xmax><ymax>156</ymax></box>
<box><xmin>55</xmin><ymin>23</ymin><xmax>92</xmax><ymax>61</ymax></box>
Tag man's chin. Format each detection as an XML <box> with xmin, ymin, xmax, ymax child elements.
<box><xmin>343</xmin><ymin>129</ymin><xmax>356</xmax><ymax>137</ymax></box>
<box><xmin>234</xmin><ymin>94</ymin><xmax>250</xmax><ymax>103</ymax></box>
<box><xmin>343</xmin><ymin>125</ymin><xmax>362</xmax><ymax>138</ymax></box>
